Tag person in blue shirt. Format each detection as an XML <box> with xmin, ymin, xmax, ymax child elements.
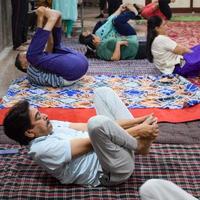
<box><xmin>3</xmin><ymin>87</ymin><xmax>158</xmax><ymax>186</ymax></box>
<box><xmin>15</xmin><ymin>7</ymin><xmax>88</xmax><ymax>87</ymax></box>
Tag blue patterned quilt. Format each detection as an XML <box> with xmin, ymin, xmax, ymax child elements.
<box><xmin>1</xmin><ymin>74</ymin><xmax>200</xmax><ymax>109</ymax></box>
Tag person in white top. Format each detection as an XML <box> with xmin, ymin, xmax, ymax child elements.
<box><xmin>140</xmin><ymin>179</ymin><xmax>198</xmax><ymax>200</ymax></box>
<box><xmin>146</xmin><ymin>16</ymin><xmax>200</xmax><ymax>77</ymax></box>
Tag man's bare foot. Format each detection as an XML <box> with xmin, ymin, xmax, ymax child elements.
<box><xmin>143</xmin><ymin>115</ymin><xmax>157</xmax><ymax>125</ymax></box>
<box><xmin>35</xmin><ymin>6</ymin><xmax>46</xmax><ymax>17</ymax></box>
<box><xmin>44</xmin><ymin>8</ymin><xmax>61</xmax><ymax>21</ymax></box>
<box><xmin>132</xmin><ymin>114</ymin><xmax>155</xmax><ymax>126</ymax></box>
<box><xmin>130</xmin><ymin>120</ymin><xmax>159</xmax><ymax>139</ymax></box>
<box><xmin>136</xmin><ymin>137</ymin><xmax>154</xmax><ymax>155</ymax></box>
<box><xmin>14</xmin><ymin>45</ymin><xmax>28</xmax><ymax>51</ymax></box>
<box><xmin>126</xmin><ymin>3</ymin><xmax>138</xmax><ymax>14</ymax></box>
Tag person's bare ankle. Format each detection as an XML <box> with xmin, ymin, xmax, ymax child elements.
<box><xmin>136</xmin><ymin>137</ymin><xmax>153</xmax><ymax>155</ymax></box>
<box><xmin>36</xmin><ymin>6</ymin><xmax>46</xmax><ymax>17</ymax></box>
<box><xmin>46</xmin><ymin>9</ymin><xmax>61</xmax><ymax>20</ymax></box>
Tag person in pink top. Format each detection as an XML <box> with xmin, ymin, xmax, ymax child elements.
<box><xmin>134</xmin><ymin>0</ymin><xmax>176</xmax><ymax>20</ymax></box>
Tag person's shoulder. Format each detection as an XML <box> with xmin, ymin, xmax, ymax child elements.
<box><xmin>29</xmin><ymin>136</ymin><xmax>50</xmax><ymax>157</ymax></box>
<box><xmin>158</xmin><ymin>35</ymin><xmax>173</xmax><ymax>41</ymax></box>
<box><xmin>154</xmin><ymin>35</ymin><xmax>171</xmax><ymax>44</ymax></box>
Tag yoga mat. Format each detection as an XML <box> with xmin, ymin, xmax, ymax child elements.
<box><xmin>0</xmin><ymin>143</ymin><xmax>199</xmax><ymax>199</ymax></box>
<box><xmin>1</xmin><ymin>104</ymin><xmax>200</xmax><ymax>125</ymax></box>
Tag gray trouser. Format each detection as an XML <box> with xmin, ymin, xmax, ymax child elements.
<box><xmin>87</xmin><ymin>87</ymin><xmax>138</xmax><ymax>186</ymax></box>
<box><xmin>140</xmin><ymin>179</ymin><xmax>198</xmax><ymax>200</ymax></box>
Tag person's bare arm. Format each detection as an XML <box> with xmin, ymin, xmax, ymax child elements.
<box><xmin>111</xmin><ymin>41</ymin><xmax>128</xmax><ymax>61</ymax></box>
<box><xmin>121</xmin><ymin>115</ymin><xmax>159</xmax><ymax>139</ymax></box>
<box><xmin>116</xmin><ymin>115</ymin><xmax>153</xmax><ymax>129</ymax></box>
<box><xmin>173</xmin><ymin>44</ymin><xmax>192</xmax><ymax>55</ymax></box>
<box><xmin>70</xmin><ymin>138</ymin><xmax>92</xmax><ymax>159</ymax></box>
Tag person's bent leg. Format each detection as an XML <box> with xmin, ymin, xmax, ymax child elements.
<box><xmin>27</xmin><ymin>8</ymin><xmax>61</xmax><ymax>63</ymax></box>
<box><xmin>159</xmin><ymin>0</ymin><xmax>172</xmax><ymax>20</ymax></box>
<box><xmin>173</xmin><ymin>45</ymin><xmax>200</xmax><ymax>77</ymax></box>
<box><xmin>88</xmin><ymin>115</ymin><xmax>137</xmax><ymax>186</ymax></box>
<box><xmin>94</xmin><ymin>87</ymin><xmax>133</xmax><ymax>120</ymax></box>
<box><xmin>140</xmin><ymin>179</ymin><xmax>198</xmax><ymax>200</ymax></box>
<box><xmin>113</xmin><ymin>11</ymin><xmax>137</xmax><ymax>36</ymax></box>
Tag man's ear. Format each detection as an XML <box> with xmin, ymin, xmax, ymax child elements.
<box><xmin>155</xmin><ymin>26</ymin><xmax>160</xmax><ymax>33</ymax></box>
<box><xmin>25</xmin><ymin>129</ymin><xmax>35</xmax><ymax>139</ymax></box>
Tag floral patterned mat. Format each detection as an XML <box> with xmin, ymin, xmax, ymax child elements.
<box><xmin>1</xmin><ymin>75</ymin><xmax>200</xmax><ymax>109</ymax></box>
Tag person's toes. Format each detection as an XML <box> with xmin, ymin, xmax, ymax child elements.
<box><xmin>14</xmin><ymin>46</ymin><xmax>27</xmax><ymax>51</ymax></box>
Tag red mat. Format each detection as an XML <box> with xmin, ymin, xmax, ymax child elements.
<box><xmin>1</xmin><ymin>104</ymin><xmax>200</xmax><ymax>125</ymax></box>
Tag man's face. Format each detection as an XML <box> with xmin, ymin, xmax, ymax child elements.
<box><xmin>82</xmin><ymin>30</ymin><xmax>91</xmax><ymax>37</ymax></box>
<box><xmin>26</xmin><ymin>107</ymin><xmax>53</xmax><ymax>139</ymax></box>
<box><xmin>92</xmin><ymin>34</ymin><xmax>101</xmax><ymax>44</ymax></box>
<box><xmin>156</xmin><ymin>20</ymin><xmax>167</xmax><ymax>35</ymax></box>
<box><xmin>19</xmin><ymin>52</ymin><xmax>29</xmax><ymax>70</ymax></box>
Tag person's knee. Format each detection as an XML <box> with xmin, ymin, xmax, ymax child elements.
<box><xmin>112</xmin><ymin>16</ymin><xmax>121</xmax><ymax>27</ymax></box>
<box><xmin>94</xmin><ymin>87</ymin><xmax>114</xmax><ymax>96</ymax></box>
<box><xmin>139</xmin><ymin>179</ymin><xmax>160</xmax><ymax>199</ymax></box>
<box><xmin>75</xmin><ymin>54</ymin><xmax>89</xmax><ymax>74</ymax></box>
<box><xmin>88</xmin><ymin>115</ymin><xmax>111</xmax><ymax>137</ymax></box>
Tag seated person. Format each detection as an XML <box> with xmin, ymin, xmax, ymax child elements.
<box><xmin>15</xmin><ymin>7</ymin><xmax>88</xmax><ymax>87</ymax></box>
<box><xmin>135</xmin><ymin>0</ymin><xmax>176</xmax><ymax>20</ymax></box>
<box><xmin>146</xmin><ymin>16</ymin><xmax>200</xmax><ymax>78</ymax></box>
<box><xmin>3</xmin><ymin>87</ymin><xmax>159</xmax><ymax>187</ymax></box>
<box><xmin>79</xmin><ymin>4</ymin><xmax>146</xmax><ymax>61</ymax></box>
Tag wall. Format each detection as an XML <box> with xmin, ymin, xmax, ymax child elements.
<box><xmin>0</xmin><ymin>0</ymin><xmax>12</xmax><ymax>52</ymax></box>
<box><xmin>170</xmin><ymin>0</ymin><xmax>190</xmax><ymax>8</ymax></box>
<box><xmin>194</xmin><ymin>0</ymin><xmax>200</xmax><ymax>8</ymax></box>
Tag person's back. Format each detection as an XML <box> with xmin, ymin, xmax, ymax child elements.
<box><xmin>151</xmin><ymin>35</ymin><xmax>182</xmax><ymax>74</ymax></box>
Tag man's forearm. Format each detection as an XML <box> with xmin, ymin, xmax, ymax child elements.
<box><xmin>117</xmin><ymin>116</ymin><xmax>149</xmax><ymax>129</ymax></box>
<box><xmin>70</xmin><ymin>138</ymin><xmax>92</xmax><ymax>159</ymax></box>
<box><xmin>111</xmin><ymin>43</ymin><xmax>121</xmax><ymax>61</ymax></box>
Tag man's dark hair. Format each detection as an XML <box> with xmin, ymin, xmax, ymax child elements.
<box><xmin>15</xmin><ymin>53</ymin><xmax>27</xmax><ymax>73</ymax></box>
<box><xmin>84</xmin><ymin>34</ymin><xmax>97</xmax><ymax>58</ymax></box>
<box><xmin>79</xmin><ymin>33</ymin><xmax>86</xmax><ymax>44</ymax></box>
<box><xmin>3</xmin><ymin>100</ymin><xmax>32</xmax><ymax>145</ymax></box>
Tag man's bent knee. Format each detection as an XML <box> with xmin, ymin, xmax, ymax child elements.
<box><xmin>88</xmin><ymin>115</ymin><xmax>111</xmax><ymax>137</ymax></box>
<box><xmin>94</xmin><ymin>87</ymin><xmax>114</xmax><ymax>96</ymax></box>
